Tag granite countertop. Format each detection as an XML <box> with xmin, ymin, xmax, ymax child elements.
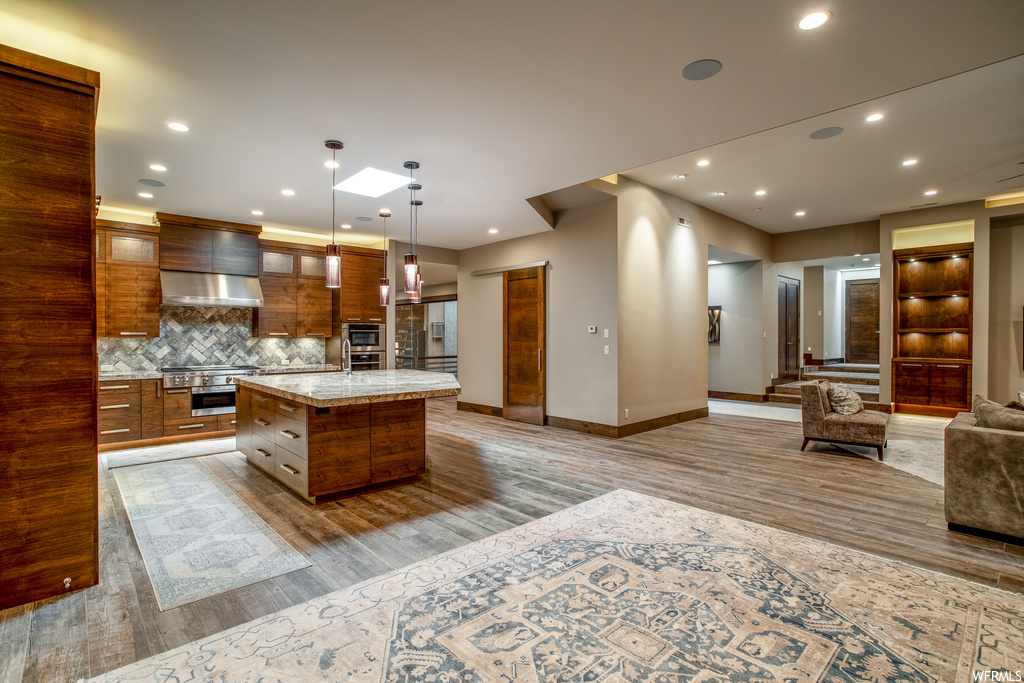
<box><xmin>98</xmin><ymin>365</ymin><xmax>341</xmax><ymax>382</ymax></box>
<box><xmin>233</xmin><ymin>369</ymin><xmax>461</xmax><ymax>407</ymax></box>
<box><xmin>98</xmin><ymin>371</ymin><xmax>164</xmax><ymax>381</ymax></box>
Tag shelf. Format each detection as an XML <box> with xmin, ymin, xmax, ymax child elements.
<box><xmin>898</xmin><ymin>328</ymin><xmax>969</xmax><ymax>334</ymax></box>
<box><xmin>893</xmin><ymin>357</ymin><xmax>971</xmax><ymax>364</ymax></box>
<box><xmin>897</xmin><ymin>290</ymin><xmax>969</xmax><ymax>300</ymax></box>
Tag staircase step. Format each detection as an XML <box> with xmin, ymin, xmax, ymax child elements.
<box><xmin>774</xmin><ymin>381</ymin><xmax>879</xmax><ymax>402</ymax></box>
<box><xmin>802</xmin><ymin>370</ymin><xmax>879</xmax><ymax>386</ymax></box>
<box><xmin>804</xmin><ymin>363</ymin><xmax>879</xmax><ymax>374</ymax></box>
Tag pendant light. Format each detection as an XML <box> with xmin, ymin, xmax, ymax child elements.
<box><xmin>324</xmin><ymin>140</ymin><xmax>344</xmax><ymax>289</ymax></box>
<box><xmin>403</xmin><ymin>161</ymin><xmax>420</xmax><ymax>295</ymax></box>
<box><xmin>379</xmin><ymin>209</ymin><xmax>391</xmax><ymax>306</ymax></box>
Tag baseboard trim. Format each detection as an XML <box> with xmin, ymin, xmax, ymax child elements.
<box><xmin>545</xmin><ymin>415</ymin><xmax>619</xmax><ymax>438</ymax></box>
<box><xmin>893</xmin><ymin>403</ymin><xmax>968</xmax><ymax>418</ymax></box>
<box><xmin>617</xmin><ymin>407</ymin><xmax>709</xmax><ymax>438</ymax></box>
<box><xmin>708</xmin><ymin>391</ymin><xmax>768</xmax><ymax>403</ymax></box>
<box><xmin>456</xmin><ymin>401</ymin><xmax>503</xmax><ymax>417</ymax></box>
<box><xmin>97</xmin><ymin>429</ymin><xmax>235</xmax><ymax>453</ymax></box>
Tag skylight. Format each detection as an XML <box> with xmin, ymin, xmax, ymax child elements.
<box><xmin>334</xmin><ymin>168</ymin><xmax>413</xmax><ymax>198</ymax></box>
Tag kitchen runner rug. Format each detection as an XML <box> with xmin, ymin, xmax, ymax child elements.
<box><xmin>112</xmin><ymin>458</ymin><xmax>310</xmax><ymax>611</ymax></box>
<box><xmin>104</xmin><ymin>437</ymin><xmax>236</xmax><ymax>469</ymax></box>
<box><xmin>91</xmin><ymin>489</ymin><xmax>1023</xmax><ymax>682</ymax></box>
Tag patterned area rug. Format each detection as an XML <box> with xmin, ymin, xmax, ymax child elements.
<box><xmin>104</xmin><ymin>437</ymin><xmax>236</xmax><ymax>469</ymax></box>
<box><xmin>91</xmin><ymin>489</ymin><xmax>1023</xmax><ymax>681</ymax></box>
<box><xmin>112</xmin><ymin>458</ymin><xmax>311</xmax><ymax>611</ymax></box>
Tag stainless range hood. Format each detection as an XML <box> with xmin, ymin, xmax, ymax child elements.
<box><xmin>160</xmin><ymin>270</ymin><xmax>264</xmax><ymax>307</ymax></box>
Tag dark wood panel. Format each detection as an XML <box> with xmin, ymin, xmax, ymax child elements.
<box><xmin>845</xmin><ymin>279</ymin><xmax>879</xmax><ymax>364</ymax></box>
<box><xmin>893</xmin><ymin>362</ymin><xmax>930</xmax><ymax>405</ymax></box>
<box><xmin>370</xmin><ymin>399</ymin><xmax>426</xmax><ymax>483</ymax></box>
<box><xmin>254</xmin><ymin>275</ymin><xmax>297</xmax><ymax>337</ymax></box>
<box><xmin>210</xmin><ymin>230</ymin><xmax>258</xmax><ymax>276</ymax></box>
<box><xmin>162</xmin><ymin>388</ymin><xmax>191</xmax><ymax>420</ymax></box>
<box><xmin>105</xmin><ymin>265</ymin><xmax>160</xmax><ymax>337</ymax></box>
<box><xmin>217</xmin><ymin>413</ymin><xmax>237</xmax><ymax>432</ymax></box>
<box><xmin>163</xmin><ymin>416</ymin><xmax>221</xmax><ymax>436</ymax></box>
<box><xmin>274</xmin><ymin>413</ymin><xmax>308</xmax><ymax>457</ymax></box>
<box><xmin>235</xmin><ymin>386</ymin><xmax>252</xmax><ymax>456</ymax></box>
<box><xmin>929</xmin><ymin>362</ymin><xmax>969</xmax><ymax>409</ymax></box>
<box><xmin>157</xmin><ymin>224</ymin><xmax>212</xmax><ymax>272</ymax></box>
<box><xmin>0</xmin><ymin>49</ymin><xmax>98</xmax><ymax>609</ymax></box>
<box><xmin>778</xmin><ymin>277</ymin><xmax>800</xmax><ymax>382</ymax></box>
<box><xmin>340</xmin><ymin>251</ymin><xmax>385</xmax><ymax>322</ymax></box>
<box><xmin>141</xmin><ymin>380</ymin><xmax>163</xmax><ymax>439</ymax></box>
<box><xmin>503</xmin><ymin>267</ymin><xmax>545</xmax><ymax>425</ymax></box>
<box><xmin>297</xmin><ymin>279</ymin><xmax>333</xmax><ymax>338</ymax></box>
<box><xmin>308</xmin><ymin>404</ymin><xmax>371</xmax><ymax>495</ymax></box>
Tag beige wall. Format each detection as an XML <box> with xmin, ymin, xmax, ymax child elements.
<box><xmin>989</xmin><ymin>217</ymin><xmax>1024</xmax><ymax>402</ymax></box>
<box><xmin>823</xmin><ymin>267</ymin><xmax>843</xmax><ymax>359</ymax></box>
<box><xmin>457</xmin><ymin>199</ymin><xmax>619</xmax><ymax>425</ymax></box>
<box><xmin>772</xmin><ymin>220</ymin><xmax>880</xmax><ymax>263</ymax></box>
<box><xmin>803</xmin><ymin>266</ymin><xmax>824</xmax><ymax>360</ymax></box>
<box><xmin>708</xmin><ymin>261</ymin><xmax>765</xmax><ymax>395</ymax></box>
<box><xmin>616</xmin><ymin>178</ymin><xmax>773</xmax><ymax>424</ymax></box>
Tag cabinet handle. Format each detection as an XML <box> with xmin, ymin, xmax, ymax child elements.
<box><xmin>254</xmin><ymin>418</ymin><xmax>271</xmax><ymax>426</ymax></box>
<box><xmin>279</xmin><ymin>430</ymin><xmax>300</xmax><ymax>440</ymax></box>
<box><xmin>278</xmin><ymin>403</ymin><xmax>297</xmax><ymax>412</ymax></box>
<box><xmin>99</xmin><ymin>404</ymin><xmax>130</xmax><ymax>410</ymax></box>
<box><xmin>166</xmin><ymin>389</ymin><xmax>188</xmax><ymax>394</ymax></box>
<box><xmin>280</xmin><ymin>464</ymin><xmax>300</xmax><ymax>475</ymax></box>
<box><xmin>156</xmin><ymin>384</ymin><xmax>161</xmax><ymax>398</ymax></box>
<box><xmin>901</xmin><ymin>364</ymin><xmax>923</xmax><ymax>367</ymax></box>
<box><xmin>100</xmin><ymin>428</ymin><xmax>130</xmax><ymax>435</ymax></box>
<box><xmin>305</xmin><ymin>333</ymin><xmax>325</xmax><ymax>337</ymax></box>
<box><xmin>230</xmin><ymin>420</ymin><xmax>236</xmax><ymax>425</ymax></box>
<box><xmin>369</xmin><ymin>318</ymin><xmax>382</xmax><ymax>322</ymax></box>
<box><xmin>100</xmin><ymin>385</ymin><xmax>131</xmax><ymax>391</ymax></box>
<box><xmin>268</xmin><ymin>332</ymin><xmax>289</xmax><ymax>337</ymax></box>
<box><xmin>178</xmin><ymin>423</ymin><xmax>205</xmax><ymax>430</ymax></box>
<box><xmin>538</xmin><ymin>348</ymin><xmax>542</xmax><ymax>371</ymax></box>
<box><xmin>936</xmin><ymin>364</ymin><xmax>960</xmax><ymax>368</ymax></box>
<box><xmin>255</xmin><ymin>396</ymin><xmax>268</xmax><ymax>403</ymax></box>
<box><xmin>255</xmin><ymin>448</ymin><xmax>271</xmax><ymax>458</ymax></box>
<box><xmin>119</xmin><ymin>332</ymin><xmax>147</xmax><ymax>337</ymax></box>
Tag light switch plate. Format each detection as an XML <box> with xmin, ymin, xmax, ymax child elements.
<box><xmin>603</xmin><ymin>329</ymin><xmax>609</xmax><ymax>338</ymax></box>
<box><xmin>588</xmin><ymin>325</ymin><xmax>597</xmax><ymax>334</ymax></box>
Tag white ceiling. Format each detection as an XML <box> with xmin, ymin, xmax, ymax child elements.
<box><xmin>3</xmin><ymin>1</ymin><xmax>1024</xmax><ymax>249</ymax></box>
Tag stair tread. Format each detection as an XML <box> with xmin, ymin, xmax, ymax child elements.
<box><xmin>805</xmin><ymin>363</ymin><xmax>879</xmax><ymax>372</ymax></box>
<box><xmin>802</xmin><ymin>371</ymin><xmax>880</xmax><ymax>384</ymax></box>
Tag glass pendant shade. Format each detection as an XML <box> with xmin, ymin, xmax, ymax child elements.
<box><xmin>379</xmin><ymin>277</ymin><xmax>390</xmax><ymax>306</ymax></box>
<box><xmin>325</xmin><ymin>244</ymin><xmax>342</xmax><ymax>289</ymax></box>
<box><xmin>403</xmin><ymin>253</ymin><xmax>419</xmax><ymax>293</ymax></box>
<box><xmin>409</xmin><ymin>273</ymin><xmax>422</xmax><ymax>303</ymax></box>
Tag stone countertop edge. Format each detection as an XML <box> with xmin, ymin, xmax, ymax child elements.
<box><xmin>233</xmin><ymin>371</ymin><xmax>461</xmax><ymax>408</ymax></box>
<box><xmin>98</xmin><ymin>371</ymin><xmax>164</xmax><ymax>381</ymax></box>
<box><xmin>98</xmin><ymin>366</ymin><xmax>341</xmax><ymax>381</ymax></box>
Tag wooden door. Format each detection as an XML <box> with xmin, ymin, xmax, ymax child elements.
<box><xmin>777</xmin><ymin>276</ymin><xmax>800</xmax><ymax>382</ymax></box>
<box><xmin>503</xmin><ymin>267</ymin><xmax>546</xmax><ymax>425</ymax></box>
<box><xmin>845</xmin><ymin>279</ymin><xmax>880</xmax><ymax>363</ymax></box>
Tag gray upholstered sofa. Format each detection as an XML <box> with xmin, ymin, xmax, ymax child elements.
<box><xmin>800</xmin><ymin>379</ymin><xmax>889</xmax><ymax>460</ymax></box>
<box><xmin>944</xmin><ymin>410</ymin><xmax>1024</xmax><ymax>540</ymax></box>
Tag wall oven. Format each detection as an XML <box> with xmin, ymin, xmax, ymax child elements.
<box><xmin>342</xmin><ymin>323</ymin><xmax>385</xmax><ymax>351</ymax></box>
<box><xmin>350</xmin><ymin>351</ymin><xmax>384</xmax><ymax>371</ymax></box>
<box><xmin>191</xmin><ymin>385</ymin><xmax>237</xmax><ymax>416</ymax></box>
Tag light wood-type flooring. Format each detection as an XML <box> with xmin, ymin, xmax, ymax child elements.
<box><xmin>3</xmin><ymin>398</ymin><xmax>1022</xmax><ymax>682</ymax></box>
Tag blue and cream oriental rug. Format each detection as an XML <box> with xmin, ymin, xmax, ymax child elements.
<box><xmin>91</xmin><ymin>489</ymin><xmax>1023</xmax><ymax>681</ymax></box>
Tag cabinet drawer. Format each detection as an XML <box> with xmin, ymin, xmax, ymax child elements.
<box><xmin>98</xmin><ymin>416</ymin><xmax>142</xmax><ymax>445</ymax></box>
<box><xmin>163</xmin><ymin>388</ymin><xmax>192</xmax><ymax>420</ymax></box>
<box><xmin>274</xmin><ymin>397</ymin><xmax>304</xmax><ymax>418</ymax></box>
<box><xmin>163</xmin><ymin>416</ymin><xmax>220</xmax><ymax>436</ymax></box>
<box><xmin>251</xmin><ymin>392</ymin><xmax>273</xmax><ymax>411</ymax></box>
<box><xmin>274</xmin><ymin>413</ymin><xmax>308</xmax><ymax>458</ymax></box>
<box><xmin>98</xmin><ymin>380</ymin><xmax>140</xmax><ymax>406</ymax></box>
<box><xmin>893</xmin><ymin>363</ymin><xmax>930</xmax><ymax>405</ymax></box>
<box><xmin>98</xmin><ymin>407</ymin><xmax>140</xmax><ymax>431</ymax></box>
<box><xmin>930</xmin><ymin>363</ymin><xmax>969</xmax><ymax>408</ymax></box>
<box><xmin>276</xmin><ymin>448</ymin><xmax>309</xmax><ymax>497</ymax></box>
<box><xmin>252</xmin><ymin>405</ymin><xmax>277</xmax><ymax>441</ymax></box>
<box><xmin>218</xmin><ymin>413</ymin><xmax>237</xmax><ymax>431</ymax></box>
<box><xmin>247</xmin><ymin>434</ymin><xmax>276</xmax><ymax>475</ymax></box>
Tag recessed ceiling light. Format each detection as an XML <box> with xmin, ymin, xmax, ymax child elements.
<box><xmin>866</xmin><ymin>113</ymin><xmax>884</xmax><ymax>122</ymax></box>
<box><xmin>340</xmin><ymin>224</ymin><xmax>352</xmax><ymax>229</ymax></box>
<box><xmin>334</xmin><ymin>167</ymin><xmax>412</xmax><ymax>198</ymax></box>
<box><xmin>798</xmin><ymin>11</ymin><xmax>831</xmax><ymax>30</ymax></box>
<box><xmin>810</xmin><ymin>126</ymin><xmax>843</xmax><ymax>139</ymax></box>
<box><xmin>324</xmin><ymin>160</ymin><xmax>340</xmax><ymax>169</ymax></box>
<box><xmin>167</xmin><ymin>122</ymin><xmax>189</xmax><ymax>132</ymax></box>
<box><xmin>149</xmin><ymin>164</ymin><xmax>167</xmax><ymax>172</ymax></box>
<box><xmin>902</xmin><ymin>159</ymin><xmax>918</xmax><ymax>166</ymax></box>
<box><xmin>137</xmin><ymin>192</ymin><xmax>153</xmax><ymax>199</ymax></box>
<box><xmin>795</xmin><ymin>211</ymin><xmax>806</xmax><ymax>216</ymax></box>
<box><xmin>853</xmin><ymin>253</ymin><xmax>861</xmax><ymax>257</ymax></box>
<box><xmin>755</xmin><ymin>189</ymin><xmax>767</xmax><ymax>196</ymax></box>
<box><xmin>681</xmin><ymin>59</ymin><xmax>723</xmax><ymax>81</ymax></box>
<box><xmin>488</xmin><ymin>228</ymin><xmax>499</xmax><ymax>234</ymax></box>
<box><xmin>862</xmin><ymin>257</ymin><xmax>870</xmax><ymax>261</ymax></box>
<box><xmin>676</xmin><ymin>174</ymin><xmax>688</xmax><ymax>179</ymax></box>
<box><xmin>924</xmin><ymin>189</ymin><xmax>938</xmax><ymax>195</ymax></box>
<box><xmin>708</xmin><ymin>260</ymin><xmax>722</xmax><ymax>265</ymax></box>
<box><xmin>697</xmin><ymin>160</ymin><xmax>710</xmax><ymax>167</ymax></box>
<box><xmin>251</xmin><ymin>210</ymin><xmax>264</xmax><ymax>216</ymax></box>
<box><xmin>281</xmin><ymin>189</ymin><xmax>295</xmax><ymax>196</ymax></box>
<box><xmin>712</xmin><ymin>191</ymin><xmax>727</xmax><ymax>196</ymax></box>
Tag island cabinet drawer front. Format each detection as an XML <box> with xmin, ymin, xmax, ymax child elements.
<box><xmin>276</xmin><ymin>449</ymin><xmax>309</xmax><ymax>496</ymax></box>
<box><xmin>163</xmin><ymin>388</ymin><xmax>192</xmax><ymax>420</ymax></box>
<box><xmin>252</xmin><ymin>405</ymin><xmax>277</xmax><ymax>441</ymax></box>
<box><xmin>274</xmin><ymin>397</ymin><xmax>304</xmax><ymax>418</ymax></box>
<box><xmin>98</xmin><ymin>381</ymin><xmax>140</xmax><ymax>406</ymax></box>
<box><xmin>251</xmin><ymin>393</ymin><xmax>273</xmax><ymax>410</ymax></box>
<box><xmin>274</xmin><ymin>414</ymin><xmax>308</xmax><ymax>458</ymax></box>
<box><xmin>248</xmin><ymin>434</ymin><xmax>276</xmax><ymax>474</ymax></box>
<box><xmin>163</xmin><ymin>417</ymin><xmax>220</xmax><ymax>436</ymax></box>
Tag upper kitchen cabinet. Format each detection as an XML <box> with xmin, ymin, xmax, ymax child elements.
<box><xmin>340</xmin><ymin>247</ymin><xmax>386</xmax><ymax>323</ymax></box>
<box><xmin>97</xmin><ymin>219</ymin><xmax>161</xmax><ymax>338</ymax></box>
<box><xmin>156</xmin><ymin>212</ymin><xmax>261</xmax><ymax>276</ymax></box>
<box><xmin>253</xmin><ymin>240</ymin><xmax>332</xmax><ymax>338</ymax></box>
<box><xmin>0</xmin><ymin>44</ymin><xmax>100</xmax><ymax>609</ymax></box>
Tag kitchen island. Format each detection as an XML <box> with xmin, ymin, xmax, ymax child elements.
<box><xmin>232</xmin><ymin>370</ymin><xmax>460</xmax><ymax>503</ymax></box>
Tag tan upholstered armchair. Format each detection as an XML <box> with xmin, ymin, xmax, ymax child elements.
<box><xmin>800</xmin><ymin>379</ymin><xmax>889</xmax><ymax>460</ymax></box>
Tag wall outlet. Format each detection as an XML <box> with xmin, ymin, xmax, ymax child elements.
<box><xmin>807</xmin><ymin>346</ymin><xmax>811</xmax><ymax>351</ymax></box>
<box><xmin>588</xmin><ymin>325</ymin><xmax>597</xmax><ymax>334</ymax></box>
<box><xmin>770</xmin><ymin>372</ymin><xmax>774</xmax><ymax>379</ymax></box>
<box><xmin>604</xmin><ymin>345</ymin><xmax>609</xmax><ymax>355</ymax></box>
<box><xmin>624</xmin><ymin>408</ymin><xmax>629</xmax><ymax>419</ymax></box>
<box><xmin>603</xmin><ymin>329</ymin><xmax>609</xmax><ymax>338</ymax></box>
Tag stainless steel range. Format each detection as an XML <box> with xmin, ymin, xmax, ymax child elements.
<box><xmin>161</xmin><ymin>365</ymin><xmax>259</xmax><ymax>416</ymax></box>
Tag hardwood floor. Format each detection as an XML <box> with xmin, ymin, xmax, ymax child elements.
<box><xmin>3</xmin><ymin>398</ymin><xmax>1022</xmax><ymax>681</ymax></box>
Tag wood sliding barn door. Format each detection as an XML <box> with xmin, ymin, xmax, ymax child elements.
<box><xmin>845</xmin><ymin>279</ymin><xmax>880</xmax><ymax>364</ymax></box>
<box><xmin>778</xmin><ymin>276</ymin><xmax>800</xmax><ymax>382</ymax></box>
<box><xmin>503</xmin><ymin>266</ymin><xmax>546</xmax><ymax>425</ymax></box>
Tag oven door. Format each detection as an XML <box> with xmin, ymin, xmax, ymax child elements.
<box><xmin>344</xmin><ymin>323</ymin><xmax>385</xmax><ymax>351</ymax></box>
<box><xmin>350</xmin><ymin>352</ymin><xmax>383</xmax><ymax>371</ymax></box>
<box><xmin>192</xmin><ymin>385</ymin><xmax>237</xmax><ymax>416</ymax></box>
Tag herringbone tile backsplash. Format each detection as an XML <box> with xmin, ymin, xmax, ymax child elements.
<box><xmin>98</xmin><ymin>306</ymin><xmax>325</xmax><ymax>371</ymax></box>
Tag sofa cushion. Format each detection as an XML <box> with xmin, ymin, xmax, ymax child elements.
<box><xmin>976</xmin><ymin>402</ymin><xmax>1024</xmax><ymax>432</ymax></box>
<box><xmin>827</xmin><ymin>383</ymin><xmax>863</xmax><ymax>415</ymax></box>
<box><xmin>972</xmin><ymin>394</ymin><xmax>1002</xmax><ymax>414</ymax></box>
<box><xmin>813</xmin><ymin>379</ymin><xmax>831</xmax><ymax>414</ymax></box>
<box><xmin>822</xmin><ymin>409</ymin><xmax>888</xmax><ymax>445</ymax></box>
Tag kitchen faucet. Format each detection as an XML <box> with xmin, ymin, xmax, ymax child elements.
<box><xmin>342</xmin><ymin>338</ymin><xmax>352</xmax><ymax>375</ymax></box>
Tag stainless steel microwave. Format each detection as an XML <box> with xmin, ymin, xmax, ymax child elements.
<box><xmin>342</xmin><ymin>323</ymin><xmax>384</xmax><ymax>351</ymax></box>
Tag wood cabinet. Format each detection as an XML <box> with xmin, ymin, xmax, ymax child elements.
<box><xmin>156</xmin><ymin>213</ymin><xmax>261</xmax><ymax>276</ymax></box>
<box><xmin>0</xmin><ymin>44</ymin><xmax>100</xmax><ymax>609</ymax></box>
<box><xmin>96</xmin><ymin>378</ymin><xmax>163</xmax><ymax>443</ymax></box>
<box><xmin>96</xmin><ymin>220</ymin><xmax>161</xmax><ymax>338</ymax></box>
<box><xmin>237</xmin><ymin>386</ymin><xmax>424</xmax><ymax>503</ymax></box>
<box><xmin>253</xmin><ymin>240</ymin><xmax>333</xmax><ymax>338</ymax></box>
<box><xmin>340</xmin><ymin>248</ymin><xmax>386</xmax><ymax>323</ymax></box>
<box><xmin>892</xmin><ymin>243</ymin><xmax>973</xmax><ymax>413</ymax></box>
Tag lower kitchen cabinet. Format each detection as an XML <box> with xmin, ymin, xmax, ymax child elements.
<box><xmin>892</xmin><ymin>360</ymin><xmax>970</xmax><ymax>410</ymax></box>
<box><xmin>164</xmin><ymin>416</ymin><xmax>222</xmax><ymax>437</ymax></box>
<box><xmin>98</xmin><ymin>380</ymin><xmax>142</xmax><ymax>445</ymax></box>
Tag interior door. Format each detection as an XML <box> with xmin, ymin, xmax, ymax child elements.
<box><xmin>503</xmin><ymin>266</ymin><xmax>546</xmax><ymax>425</ymax></box>
<box><xmin>845</xmin><ymin>279</ymin><xmax>880</xmax><ymax>364</ymax></box>
<box><xmin>778</xmin><ymin>276</ymin><xmax>800</xmax><ymax>382</ymax></box>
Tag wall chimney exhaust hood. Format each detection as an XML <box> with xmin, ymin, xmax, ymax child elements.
<box><xmin>160</xmin><ymin>270</ymin><xmax>264</xmax><ymax>307</ymax></box>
